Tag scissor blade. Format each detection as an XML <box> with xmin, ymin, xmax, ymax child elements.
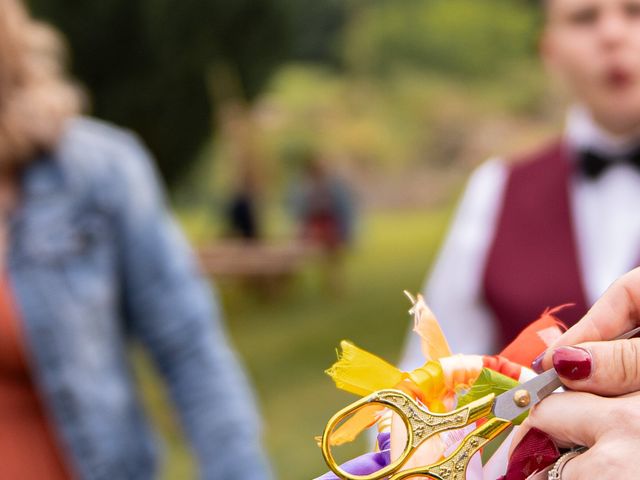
<box><xmin>617</xmin><ymin>326</ymin><xmax>640</xmax><ymax>339</ymax></box>
<box><xmin>492</xmin><ymin>369</ymin><xmax>562</xmax><ymax>421</ymax></box>
<box><xmin>492</xmin><ymin>325</ymin><xmax>640</xmax><ymax>422</ymax></box>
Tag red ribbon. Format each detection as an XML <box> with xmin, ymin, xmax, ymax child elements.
<box><xmin>499</xmin><ymin>306</ymin><xmax>569</xmax><ymax>367</ymax></box>
<box><xmin>498</xmin><ymin>428</ymin><xmax>560</xmax><ymax>480</ymax></box>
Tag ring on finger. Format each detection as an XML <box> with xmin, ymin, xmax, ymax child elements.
<box><xmin>547</xmin><ymin>447</ymin><xmax>587</xmax><ymax>480</ymax></box>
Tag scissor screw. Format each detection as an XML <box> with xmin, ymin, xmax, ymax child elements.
<box><xmin>513</xmin><ymin>389</ymin><xmax>531</xmax><ymax>408</ymax></box>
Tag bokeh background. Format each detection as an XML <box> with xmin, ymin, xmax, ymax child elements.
<box><xmin>28</xmin><ymin>0</ymin><xmax>567</xmax><ymax>478</ymax></box>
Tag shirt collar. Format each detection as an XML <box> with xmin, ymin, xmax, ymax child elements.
<box><xmin>565</xmin><ymin>105</ymin><xmax>640</xmax><ymax>157</ymax></box>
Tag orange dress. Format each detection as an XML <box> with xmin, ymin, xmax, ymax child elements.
<box><xmin>0</xmin><ymin>274</ymin><xmax>72</xmax><ymax>479</ymax></box>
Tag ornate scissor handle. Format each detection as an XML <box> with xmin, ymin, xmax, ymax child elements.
<box><xmin>388</xmin><ymin>417</ymin><xmax>511</xmax><ymax>480</ymax></box>
<box><xmin>321</xmin><ymin>389</ymin><xmax>497</xmax><ymax>480</ymax></box>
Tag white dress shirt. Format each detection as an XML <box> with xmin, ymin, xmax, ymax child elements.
<box><xmin>400</xmin><ymin>106</ymin><xmax>640</xmax><ymax>370</ymax></box>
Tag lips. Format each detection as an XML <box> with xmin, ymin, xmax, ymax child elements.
<box><xmin>605</xmin><ymin>66</ymin><xmax>633</xmax><ymax>89</ymax></box>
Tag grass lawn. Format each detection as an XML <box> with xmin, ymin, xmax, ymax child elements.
<box><xmin>136</xmin><ymin>208</ymin><xmax>453</xmax><ymax>479</ymax></box>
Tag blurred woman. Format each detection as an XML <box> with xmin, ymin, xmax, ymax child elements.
<box><xmin>0</xmin><ymin>1</ymin><xmax>270</xmax><ymax>478</ymax></box>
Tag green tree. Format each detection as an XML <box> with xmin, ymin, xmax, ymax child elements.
<box><xmin>344</xmin><ymin>0</ymin><xmax>539</xmax><ymax>79</ymax></box>
<box><xmin>278</xmin><ymin>0</ymin><xmax>346</xmax><ymax>65</ymax></box>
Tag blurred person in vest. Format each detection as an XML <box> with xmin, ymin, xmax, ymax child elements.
<box><xmin>0</xmin><ymin>1</ymin><xmax>271</xmax><ymax>478</ymax></box>
<box><xmin>401</xmin><ymin>0</ymin><xmax>640</xmax><ymax>369</ymax></box>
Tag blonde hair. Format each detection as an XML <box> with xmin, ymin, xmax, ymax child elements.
<box><xmin>0</xmin><ymin>0</ymin><xmax>83</xmax><ymax>168</ymax></box>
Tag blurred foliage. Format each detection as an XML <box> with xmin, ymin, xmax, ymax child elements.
<box><xmin>344</xmin><ymin>0</ymin><xmax>540</xmax><ymax>78</ymax></box>
<box><xmin>280</xmin><ymin>0</ymin><xmax>347</xmax><ymax>64</ymax></box>
<box><xmin>25</xmin><ymin>0</ymin><xmax>543</xmax><ymax>188</ymax></box>
<box><xmin>190</xmin><ymin>0</ymin><xmax>553</xmax><ymax>213</ymax></box>
<box><xmin>197</xmin><ymin>63</ymin><xmax>550</xmax><ymax>213</ymax></box>
<box><xmin>27</xmin><ymin>0</ymin><xmax>346</xmax><ymax>186</ymax></box>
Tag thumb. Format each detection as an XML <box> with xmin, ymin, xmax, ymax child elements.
<box><xmin>551</xmin><ymin>339</ymin><xmax>640</xmax><ymax>395</ymax></box>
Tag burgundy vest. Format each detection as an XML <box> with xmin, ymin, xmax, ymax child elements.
<box><xmin>482</xmin><ymin>140</ymin><xmax>589</xmax><ymax>349</ymax></box>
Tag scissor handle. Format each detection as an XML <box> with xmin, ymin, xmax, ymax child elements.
<box><xmin>321</xmin><ymin>389</ymin><xmax>496</xmax><ymax>480</ymax></box>
<box><xmin>389</xmin><ymin>417</ymin><xmax>511</xmax><ymax>480</ymax></box>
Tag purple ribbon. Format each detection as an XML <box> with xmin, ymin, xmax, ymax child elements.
<box><xmin>316</xmin><ymin>432</ymin><xmax>392</xmax><ymax>479</ymax></box>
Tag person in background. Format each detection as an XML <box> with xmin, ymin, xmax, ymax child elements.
<box><xmin>0</xmin><ymin>1</ymin><xmax>271</xmax><ymax>478</ymax></box>
<box><xmin>291</xmin><ymin>154</ymin><xmax>355</xmax><ymax>252</ymax></box>
<box><xmin>401</xmin><ymin>0</ymin><xmax>640</xmax><ymax>369</ymax></box>
<box><xmin>290</xmin><ymin>153</ymin><xmax>355</xmax><ymax>291</ymax></box>
<box><xmin>225</xmin><ymin>165</ymin><xmax>262</xmax><ymax>241</ymax></box>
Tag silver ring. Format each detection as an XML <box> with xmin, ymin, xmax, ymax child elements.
<box><xmin>547</xmin><ymin>448</ymin><xmax>586</xmax><ymax>480</ymax></box>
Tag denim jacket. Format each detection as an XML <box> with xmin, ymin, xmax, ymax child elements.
<box><xmin>6</xmin><ymin>118</ymin><xmax>271</xmax><ymax>479</ymax></box>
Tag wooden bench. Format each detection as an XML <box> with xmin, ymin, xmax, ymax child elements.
<box><xmin>197</xmin><ymin>240</ymin><xmax>319</xmax><ymax>281</ymax></box>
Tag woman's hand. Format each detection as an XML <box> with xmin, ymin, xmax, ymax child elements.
<box><xmin>534</xmin><ymin>267</ymin><xmax>640</xmax><ymax>384</ymax></box>
<box><xmin>518</xmin><ymin>391</ymin><xmax>640</xmax><ymax>478</ymax></box>
<box><xmin>534</xmin><ymin>268</ymin><xmax>640</xmax><ymax>396</ymax></box>
<box><xmin>510</xmin><ymin>267</ymin><xmax>640</xmax><ymax>478</ymax></box>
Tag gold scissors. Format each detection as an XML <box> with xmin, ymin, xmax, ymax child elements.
<box><xmin>321</xmin><ymin>326</ymin><xmax>640</xmax><ymax>480</ymax></box>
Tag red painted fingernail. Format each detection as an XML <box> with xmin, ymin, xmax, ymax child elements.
<box><xmin>531</xmin><ymin>352</ymin><xmax>546</xmax><ymax>373</ymax></box>
<box><xmin>552</xmin><ymin>346</ymin><xmax>592</xmax><ymax>381</ymax></box>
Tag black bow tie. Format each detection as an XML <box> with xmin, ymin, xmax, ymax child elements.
<box><xmin>579</xmin><ymin>147</ymin><xmax>640</xmax><ymax>179</ymax></box>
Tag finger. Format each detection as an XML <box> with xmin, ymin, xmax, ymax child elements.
<box><xmin>620</xmin><ymin>389</ymin><xmax>640</xmax><ymax>399</ymax></box>
<box><xmin>538</xmin><ymin>267</ymin><xmax>640</xmax><ymax>371</ymax></box>
<box><xmin>561</xmin><ymin>442</ymin><xmax>634</xmax><ymax>480</ymax></box>
<box><xmin>550</xmin><ymin>339</ymin><xmax>640</xmax><ymax>395</ymax></box>
<box><xmin>520</xmin><ymin>392</ymin><xmax>608</xmax><ymax>448</ymax></box>
<box><xmin>510</xmin><ymin>429</ymin><xmax>628</xmax><ymax>479</ymax></box>
<box><xmin>560</xmin><ymin>447</ymin><xmax>595</xmax><ymax>480</ymax></box>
